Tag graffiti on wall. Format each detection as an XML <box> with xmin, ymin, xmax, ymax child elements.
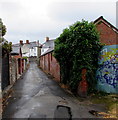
<box><xmin>96</xmin><ymin>45</ymin><xmax>118</xmax><ymax>93</ymax></box>
<box><xmin>98</xmin><ymin>45</ymin><xmax>118</xmax><ymax>64</ymax></box>
<box><xmin>96</xmin><ymin>63</ymin><xmax>118</xmax><ymax>88</ymax></box>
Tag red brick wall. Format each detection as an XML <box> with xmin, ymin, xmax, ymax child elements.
<box><xmin>96</xmin><ymin>22</ymin><xmax>117</xmax><ymax>45</ymax></box>
<box><xmin>40</xmin><ymin>20</ymin><xmax>117</xmax><ymax>84</ymax></box>
<box><xmin>40</xmin><ymin>56</ymin><xmax>45</xmax><ymax>70</ymax></box>
<box><xmin>50</xmin><ymin>53</ymin><xmax>60</xmax><ymax>82</ymax></box>
<box><xmin>40</xmin><ymin>52</ymin><xmax>60</xmax><ymax>82</ymax></box>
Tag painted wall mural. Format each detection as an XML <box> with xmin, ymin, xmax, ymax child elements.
<box><xmin>96</xmin><ymin>45</ymin><xmax>118</xmax><ymax>93</ymax></box>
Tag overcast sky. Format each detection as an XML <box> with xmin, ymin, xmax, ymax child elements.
<box><xmin>0</xmin><ymin>0</ymin><xmax>117</xmax><ymax>44</ymax></box>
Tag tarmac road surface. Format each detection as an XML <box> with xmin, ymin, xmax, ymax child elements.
<box><xmin>3</xmin><ymin>62</ymin><xmax>102</xmax><ymax>119</ymax></box>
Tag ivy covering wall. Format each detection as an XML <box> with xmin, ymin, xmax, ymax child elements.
<box><xmin>54</xmin><ymin>20</ymin><xmax>103</xmax><ymax>93</ymax></box>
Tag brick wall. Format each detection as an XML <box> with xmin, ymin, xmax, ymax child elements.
<box><xmin>96</xmin><ymin>22</ymin><xmax>117</xmax><ymax>45</ymax></box>
<box><xmin>40</xmin><ymin>17</ymin><xmax>117</xmax><ymax>94</ymax></box>
<box><xmin>44</xmin><ymin>54</ymin><xmax>49</xmax><ymax>71</ymax></box>
<box><xmin>50</xmin><ymin>53</ymin><xmax>60</xmax><ymax>82</ymax></box>
<box><xmin>95</xmin><ymin>19</ymin><xmax>118</xmax><ymax>93</ymax></box>
<box><xmin>40</xmin><ymin>52</ymin><xmax>60</xmax><ymax>82</ymax></box>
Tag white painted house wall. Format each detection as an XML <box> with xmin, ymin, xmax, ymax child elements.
<box><xmin>21</xmin><ymin>44</ymin><xmax>30</xmax><ymax>57</ymax></box>
<box><xmin>30</xmin><ymin>47</ymin><xmax>38</xmax><ymax>57</ymax></box>
<box><xmin>21</xmin><ymin>41</ymin><xmax>39</xmax><ymax>57</ymax></box>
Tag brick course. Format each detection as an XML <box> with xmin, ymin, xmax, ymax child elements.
<box><xmin>96</xmin><ymin>22</ymin><xmax>117</xmax><ymax>45</ymax></box>
<box><xmin>40</xmin><ymin>52</ymin><xmax>60</xmax><ymax>82</ymax></box>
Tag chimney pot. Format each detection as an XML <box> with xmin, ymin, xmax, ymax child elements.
<box><xmin>46</xmin><ymin>37</ymin><xmax>49</xmax><ymax>42</ymax></box>
<box><xmin>26</xmin><ymin>40</ymin><xmax>29</xmax><ymax>44</ymax></box>
<box><xmin>20</xmin><ymin>40</ymin><xmax>23</xmax><ymax>45</ymax></box>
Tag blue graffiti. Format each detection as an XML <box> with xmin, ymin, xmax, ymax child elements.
<box><xmin>96</xmin><ymin>45</ymin><xmax>118</xmax><ymax>93</ymax></box>
<box><xmin>96</xmin><ymin>62</ymin><xmax>118</xmax><ymax>89</ymax></box>
<box><xmin>96</xmin><ymin>61</ymin><xmax>118</xmax><ymax>88</ymax></box>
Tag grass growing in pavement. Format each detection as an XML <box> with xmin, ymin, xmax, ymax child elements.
<box><xmin>90</xmin><ymin>91</ymin><xmax>118</xmax><ymax>118</ymax></box>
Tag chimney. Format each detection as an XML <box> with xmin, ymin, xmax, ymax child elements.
<box><xmin>46</xmin><ymin>37</ymin><xmax>49</xmax><ymax>42</ymax></box>
<box><xmin>26</xmin><ymin>40</ymin><xmax>29</xmax><ymax>44</ymax></box>
<box><xmin>20</xmin><ymin>40</ymin><xmax>23</xmax><ymax>45</ymax></box>
<box><xmin>37</xmin><ymin>40</ymin><xmax>39</xmax><ymax>46</ymax></box>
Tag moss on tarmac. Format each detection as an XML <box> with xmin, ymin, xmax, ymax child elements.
<box><xmin>90</xmin><ymin>92</ymin><xmax>118</xmax><ymax>118</ymax></box>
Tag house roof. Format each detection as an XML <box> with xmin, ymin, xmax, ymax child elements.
<box><xmin>13</xmin><ymin>41</ymin><xmax>41</xmax><ymax>49</ymax></box>
<box><xmin>40</xmin><ymin>39</ymin><xmax>55</xmax><ymax>56</ymax></box>
<box><xmin>42</xmin><ymin>39</ymin><xmax>55</xmax><ymax>48</ymax></box>
<box><xmin>40</xmin><ymin>48</ymin><xmax>54</xmax><ymax>56</ymax></box>
<box><xmin>94</xmin><ymin>16</ymin><xmax>118</xmax><ymax>33</ymax></box>
<box><xmin>12</xmin><ymin>43</ymin><xmax>23</xmax><ymax>47</ymax></box>
<box><xmin>11</xmin><ymin>45</ymin><xmax>21</xmax><ymax>54</ymax></box>
<box><xmin>29</xmin><ymin>41</ymin><xmax>39</xmax><ymax>48</ymax></box>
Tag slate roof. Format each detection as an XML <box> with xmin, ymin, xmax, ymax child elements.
<box><xmin>12</xmin><ymin>41</ymin><xmax>41</xmax><ymax>52</ymax></box>
<box><xmin>40</xmin><ymin>39</ymin><xmax>55</xmax><ymax>56</ymax></box>
<box><xmin>41</xmin><ymin>48</ymin><xmax>54</xmax><ymax>56</ymax></box>
<box><xmin>29</xmin><ymin>41</ymin><xmax>39</xmax><ymax>49</ymax></box>
<box><xmin>11</xmin><ymin>45</ymin><xmax>21</xmax><ymax>54</ymax></box>
<box><xmin>42</xmin><ymin>39</ymin><xmax>55</xmax><ymax>48</ymax></box>
<box><xmin>13</xmin><ymin>41</ymin><xmax>41</xmax><ymax>48</ymax></box>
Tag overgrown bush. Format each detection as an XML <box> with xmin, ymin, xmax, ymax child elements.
<box><xmin>0</xmin><ymin>18</ymin><xmax>12</xmax><ymax>56</ymax></box>
<box><xmin>54</xmin><ymin>20</ymin><xmax>103</xmax><ymax>93</ymax></box>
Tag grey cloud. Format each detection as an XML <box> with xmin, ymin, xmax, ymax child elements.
<box><xmin>5</xmin><ymin>27</ymin><xmax>62</xmax><ymax>44</ymax></box>
<box><xmin>1</xmin><ymin>1</ymin><xmax>116</xmax><ymax>44</ymax></box>
<box><xmin>47</xmin><ymin>2</ymin><xmax>116</xmax><ymax>25</ymax></box>
<box><xmin>0</xmin><ymin>2</ymin><xmax>23</xmax><ymax>15</ymax></box>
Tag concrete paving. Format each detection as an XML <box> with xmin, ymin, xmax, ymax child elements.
<box><xmin>2</xmin><ymin>62</ymin><xmax>102</xmax><ymax>119</ymax></box>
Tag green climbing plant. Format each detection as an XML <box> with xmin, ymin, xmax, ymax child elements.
<box><xmin>54</xmin><ymin>20</ymin><xmax>103</xmax><ymax>93</ymax></box>
<box><xmin>0</xmin><ymin>18</ymin><xmax>12</xmax><ymax>56</ymax></box>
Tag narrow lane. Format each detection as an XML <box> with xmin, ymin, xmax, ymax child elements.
<box><xmin>3</xmin><ymin>62</ymin><xmax>100</xmax><ymax>119</ymax></box>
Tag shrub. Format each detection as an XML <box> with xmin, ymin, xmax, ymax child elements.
<box><xmin>54</xmin><ymin>20</ymin><xmax>103</xmax><ymax>93</ymax></box>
